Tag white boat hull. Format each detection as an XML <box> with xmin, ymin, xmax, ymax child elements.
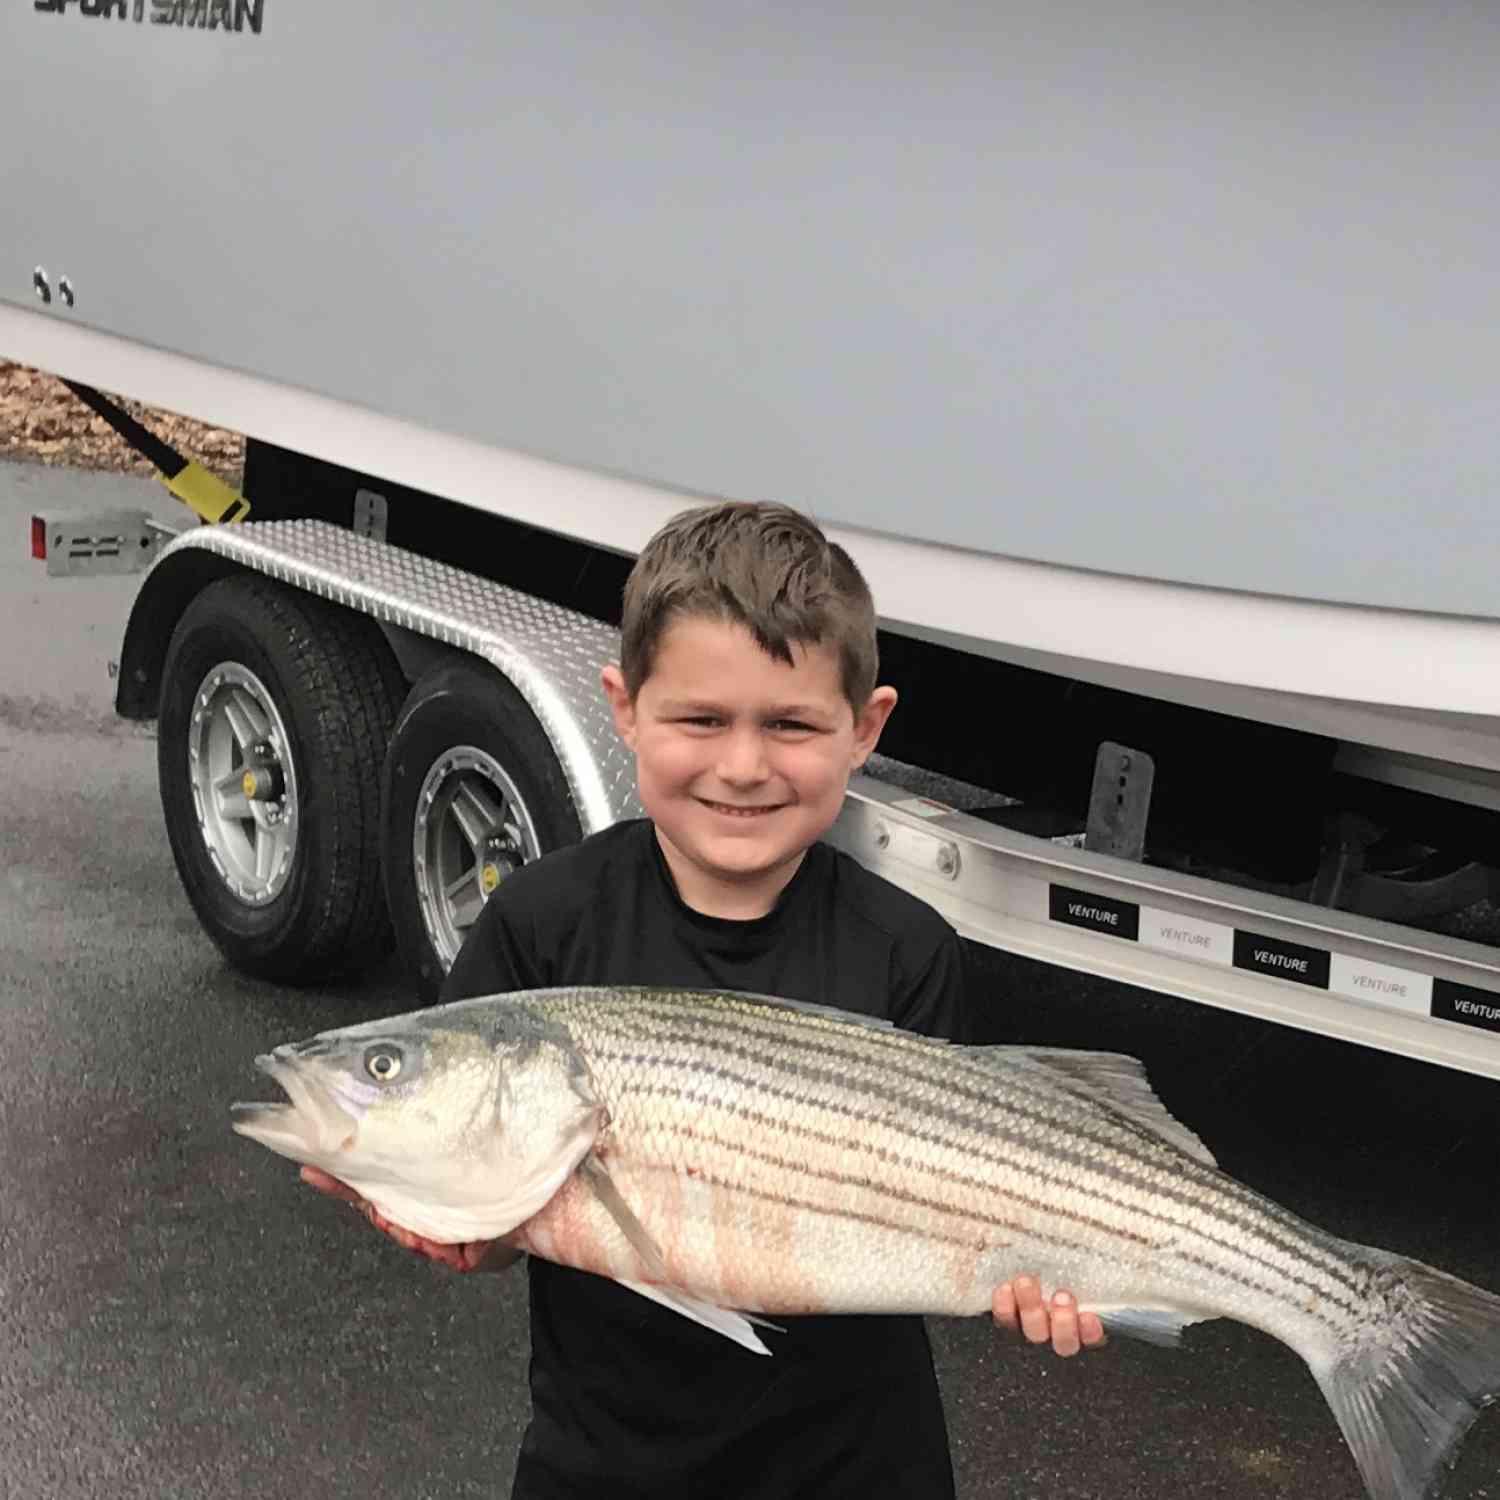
<box><xmin>5</xmin><ymin>2</ymin><xmax>1500</xmax><ymax>775</ymax></box>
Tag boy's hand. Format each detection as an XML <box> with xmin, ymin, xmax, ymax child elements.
<box><xmin>300</xmin><ymin>1165</ymin><xmax>520</xmax><ymax>1273</ymax></box>
<box><xmin>992</xmin><ymin>1275</ymin><xmax>1107</xmax><ymax>1358</ymax></box>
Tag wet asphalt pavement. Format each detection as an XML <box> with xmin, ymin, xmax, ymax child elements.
<box><xmin>2</xmin><ymin>460</ymin><xmax>1498</xmax><ymax>1499</ymax></box>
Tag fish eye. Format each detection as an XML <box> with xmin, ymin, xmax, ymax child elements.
<box><xmin>364</xmin><ymin>1046</ymin><xmax>403</xmax><ymax>1082</ymax></box>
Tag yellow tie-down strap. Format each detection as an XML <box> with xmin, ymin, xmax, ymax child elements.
<box><xmin>161</xmin><ymin>461</ymin><xmax>251</xmax><ymax>525</ymax></box>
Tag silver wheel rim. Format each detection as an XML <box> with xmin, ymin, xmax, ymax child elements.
<box><xmin>413</xmin><ymin>746</ymin><xmax>543</xmax><ymax>969</ymax></box>
<box><xmin>187</xmin><ymin>662</ymin><xmax>299</xmax><ymax>907</ymax></box>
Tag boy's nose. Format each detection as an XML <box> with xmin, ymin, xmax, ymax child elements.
<box><xmin>716</xmin><ymin>729</ymin><xmax>770</xmax><ymax>784</ymax></box>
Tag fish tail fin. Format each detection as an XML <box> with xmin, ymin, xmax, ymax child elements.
<box><xmin>1312</xmin><ymin>1251</ymin><xmax>1500</xmax><ymax>1500</ymax></box>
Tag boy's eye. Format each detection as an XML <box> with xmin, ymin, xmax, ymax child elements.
<box><xmin>671</xmin><ymin>715</ymin><xmax>817</xmax><ymax>732</ymax></box>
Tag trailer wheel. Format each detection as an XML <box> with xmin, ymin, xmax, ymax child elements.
<box><xmin>157</xmin><ymin>574</ymin><xmax>401</xmax><ymax>982</ymax></box>
<box><xmin>382</xmin><ymin>663</ymin><xmax>582</xmax><ymax>1000</ymax></box>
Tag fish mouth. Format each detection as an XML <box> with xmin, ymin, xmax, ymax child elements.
<box><xmin>229</xmin><ymin>1047</ymin><xmax>360</xmax><ymax>1165</ymax></box>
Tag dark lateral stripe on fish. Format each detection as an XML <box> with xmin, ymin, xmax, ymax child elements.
<box><xmin>641</xmin><ymin>1126</ymin><xmax>1143</xmax><ymax>1262</ymax></box>
<box><xmin>664</xmin><ymin>1119</ymin><xmax>1154</xmax><ymax>1250</ymax></box>
<box><xmin>561</xmin><ymin>998</ymin><xmax>1364</xmax><ymax>1299</ymax></box>
<box><xmin>605</xmin><ymin>1001</ymin><xmax>1334</xmax><ymax>1233</ymax></box>
<box><xmin>575</xmin><ymin>1000</ymin><xmax>1361</xmax><ymax>1286</ymax></box>
<box><xmin>613</xmin><ymin>1072</ymin><xmax>1357</xmax><ymax>1329</ymax></box>
<box><xmin>653</xmin><ymin>1080</ymin><xmax>1353</xmax><ymax>1320</ymax></box>
<box><xmin>594</xmin><ymin>1027</ymin><xmax>1364</xmax><ymax>1316</ymax></box>
<box><xmin>580</xmin><ymin>1007</ymin><xmax>1144</xmax><ymax>1152</ymax></box>
<box><xmin>580</xmin><ymin>1025</ymin><xmax>1365</xmax><ymax>1318</ymax></box>
<box><xmin>624</xmin><ymin>996</ymin><xmax>1374</xmax><ymax>1278</ymax></box>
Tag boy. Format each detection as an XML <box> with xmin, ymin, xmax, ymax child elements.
<box><xmin>308</xmin><ymin>500</ymin><xmax>1103</xmax><ymax>1497</ymax></box>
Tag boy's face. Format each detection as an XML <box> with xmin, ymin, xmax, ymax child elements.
<box><xmin>602</xmin><ymin>616</ymin><xmax>896</xmax><ymax>917</ymax></box>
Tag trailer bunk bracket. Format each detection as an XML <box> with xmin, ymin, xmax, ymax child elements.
<box><xmin>832</xmin><ymin>776</ymin><xmax>1500</xmax><ymax>1080</ymax></box>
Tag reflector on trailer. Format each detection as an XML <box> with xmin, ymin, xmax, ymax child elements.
<box><xmin>29</xmin><ymin>508</ymin><xmax>177</xmax><ymax>576</ymax></box>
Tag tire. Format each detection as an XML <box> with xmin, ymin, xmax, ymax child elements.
<box><xmin>157</xmin><ymin>574</ymin><xmax>403</xmax><ymax>982</ymax></box>
<box><xmin>382</xmin><ymin>663</ymin><xmax>583</xmax><ymax>1000</ymax></box>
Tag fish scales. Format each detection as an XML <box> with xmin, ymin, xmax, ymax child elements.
<box><xmin>571</xmin><ymin>998</ymin><xmax>1354</xmax><ymax>1315</ymax></box>
<box><xmin>523</xmin><ymin>991</ymin><xmax>1363</xmax><ymax>1347</ymax></box>
<box><xmin>232</xmin><ymin>984</ymin><xmax>1500</xmax><ymax>1499</ymax></box>
<box><xmin>579</xmin><ymin>994</ymin><xmax>1364</xmax><ymax>1287</ymax></box>
<box><xmin>586</xmin><ymin>1003</ymin><xmax>1366</xmax><ymax>1315</ymax></box>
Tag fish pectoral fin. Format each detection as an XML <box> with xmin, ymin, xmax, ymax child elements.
<box><xmin>578</xmin><ymin>1155</ymin><xmax>673</xmax><ymax>1282</ymax></box>
<box><xmin>576</xmin><ymin>1159</ymin><xmax>781</xmax><ymax>1357</ymax></box>
<box><xmin>618</xmin><ymin>1279</ymin><xmax>774</xmax><ymax>1357</ymax></box>
<box><xmin>1093</xmin><ymin>1305</ymin><xmax>1205</xmax><ymax>1348</ymax></box>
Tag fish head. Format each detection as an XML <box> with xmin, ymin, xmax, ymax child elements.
<box><xmin>230</xmin><ymin>1004</ymin><xmax>602</xmax><ymax>1243</ymax></box>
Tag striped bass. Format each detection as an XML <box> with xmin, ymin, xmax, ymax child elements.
<box><xmin>231</xmin><ymin>986</ymin><xmax>1500</xmax><ymax>1499</ymax></box>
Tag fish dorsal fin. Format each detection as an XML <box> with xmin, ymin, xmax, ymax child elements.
<box><xmin>1013</xmin><ymin>1049</ymin><xmax>1217</xmax><ymax>1168</ymax></box>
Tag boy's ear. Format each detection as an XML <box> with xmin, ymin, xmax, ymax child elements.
<box><xmin>601</xmin><ymin>665</ymin><xmax>638</xmax><ymax>749</ymax></box>
<box><xmin>851</xmin><ymin>685</ymin><xmax>898</xmax><ymax>769</ymax></box>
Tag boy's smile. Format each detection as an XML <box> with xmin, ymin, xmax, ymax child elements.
<box><xmin>602</xmin><ymin>616</ymin><xmax>896</xmax><ymax>920</ymax></box>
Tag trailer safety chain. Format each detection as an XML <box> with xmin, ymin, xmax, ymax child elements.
<box><xmin>60</xmin><ymin>379</ymin><xmax>251</xmax><ymax>526</ymax></box>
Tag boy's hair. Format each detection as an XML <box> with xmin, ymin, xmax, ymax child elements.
<box><xmin>619</xmin><ymin>501</ymin><xmax>879</xmax><ymax>711</ymax></box>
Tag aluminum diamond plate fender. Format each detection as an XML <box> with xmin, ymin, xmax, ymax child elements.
<box><xmin>119</xmin><ymin>519</ymin><xmax>642</xmax><ymax>835</ymax></box>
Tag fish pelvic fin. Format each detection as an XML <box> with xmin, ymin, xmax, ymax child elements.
<box><xmin>618</xmin><ymin>1280</ymin><xmax>775</xmax><ymax>1357</ymax></box>
<box><xmin>1313</xmin><ymin>1250</ymin><xmax>1500</xmax><ymax>1500</ymax></box>
<box><xmin>988</xmin><ymin>1048</ymin><xmax>1217</xmax><ymax>1167</ymax></box>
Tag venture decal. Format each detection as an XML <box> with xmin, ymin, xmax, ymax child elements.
<box><xmin>1047</xmin><ymin>882</ymin><xmax>1500</xmax><ymax>1035</ymax></box>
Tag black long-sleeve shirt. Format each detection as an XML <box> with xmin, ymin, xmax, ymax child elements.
<box><xmin>442</xmin><ymin>818</ymin><xmax>968</xmax><ymax>1500</ymax></box>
